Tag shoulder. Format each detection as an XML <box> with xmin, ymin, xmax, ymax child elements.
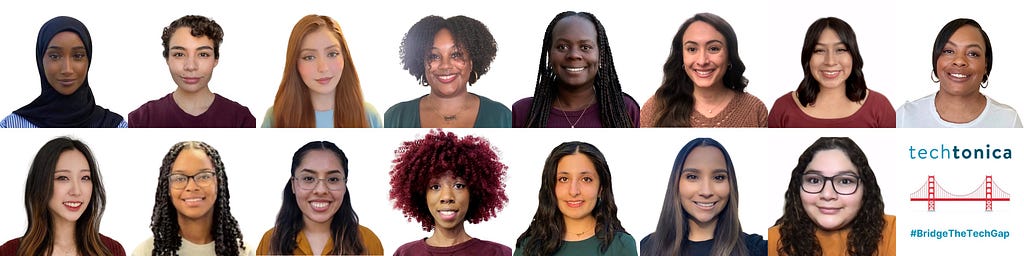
<box><xmin>0</xmin><ymin>113</ymin><xmax>37</xmax><ymax>128</ymax></box>
<box><xmin>394</xmin><ymin>239</ymin><xmax>427</xmax><ymax>254</ymax></box>
<box><xmin>771</xmin><ymin>91</ymin><xmax>796</xmax><ymax>106</ymax></box>
<box><xmin>477</xmin><ymin>94</ymin><xmax>512</xmax><ymax>114</ymax></box>
<box><xmin>213</xmin><ymin>93</ymin><xmax>253</xmax><ymax>112</ymax></box>
<box><xmin>737</xmin><ymin>92</ymin><xmax>767</xmax><ymax>107</ymax></box>
<box><xmin>474</xmin><ymin>239</ymin><xmax>513</xmax><ymax>255</ymax></box>
<box><xmin>985</xmin><ymin>96</ymin><xmax>1021</xmax><ymax>116</ymax></box>
<box><xmin>741</xmin><ymin>232</ymin><xmax>768</xmax><ymax>256</ymax></box>
<box><xmin>131</xmin><ymin>237</ymin><xmax>156</xmax><ymax>256</ymax></box>
<box><xmin>613</xmin><ymin>231</ymin><xmax>637</xmax><ymax>245</ymax></box>
<box><xmin>384</xmin><ymin>97</ymin><xmax>423</xmax><ymax>115</ymax></box>
<box><xmin>1</xmin><ymin>238</ymin><xmax>21</xmax><ymax>254</ymax></box>
<box><xmin>512</xmin><ymin>97</ymin><xmax>535</xmax><ymax>110</ymax></box>
<box><xmin>865</xmin><ymin>89</ymin><xmax>893</xmax><ymax>104</ymax></box>
<box><xmin>899</xmin><ymin>93</ymin><xmax>935</xmax><ymax>112</ymax></box>
<box><xmin>99</xmin><ymin>234</ymin><xmax>127</xmax><ymax>256</ymax></box>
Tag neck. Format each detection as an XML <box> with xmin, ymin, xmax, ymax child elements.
<box><xmin>562</xmin><ymin>215</ymin><xmax>597</xmax><ymax>240</ymax></box>
<box><xmin>935</xmin><ymin>89</ymin><xmax>985</xmax><ymax>106</ymax></box>
<box><xmin>427</xmin><ymin>93</ymin><xmax>474</xmax><ymax>113</ymax></box>
<box><xmin>693</xmin><ymin>85</ymin><xmax>732</xmax><ymax>102</ymax></box>
<box><xmin>310</xmin><ymin>90</ymin><xmax>335</xmax><ymax>112</ymax></box>
<box><xmin>556</xmin><ymin>85</ymin><xmax>597</xmax><ymax>110</ymax></box>
<box><xmin>302</xmin><ymin>217</ymin><xmax>332</xmax><ymax>235</ymax></box>
<box><xmin>427</xmin><ymin>223</ymin><xmax>471</xmax><ymax>247</ymax></box>
<box><xmin>172</xmin><ymin>88</ymin><xmax>215</xmax><ymax>115</ymax></box>
<box><xmin>816</xmin><ymin>86</ymin><xmax>850</xmax><ymax>103</ymax></box>
<box><xmin>52</xmin><ymin>219</ymin><xmax>78</xmax><ymax>255</ymax></box>
<box><xmin>687</xmin><ymin>218</ymin><xmax>717</xmax><ymax>242</ymax></box>
<box><xmin>178</xmin><ymin>215</ymin><xmax>214</xmax><ymax>245</ymax></box>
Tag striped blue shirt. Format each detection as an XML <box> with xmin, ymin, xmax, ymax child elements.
<box><xmin>0</xmin><ymin>113</ymin><xmax>128</xmax><ymax>128</ymax></box>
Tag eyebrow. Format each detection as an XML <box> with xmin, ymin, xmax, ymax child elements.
<box><xmin>301</xmin><ymin>45</ymin><xmax>341</xmax><ymax>52</ymax></box>
<box><xmin>946</xmin><ymin>41</ymin><xmax>984</xmax><ymax>50</ymax></box>
<box><xmin>558</xmin><ymin>170</ymin><xmax>592</xmax><ymax>175</ymax></box>
<box><xmin>298</xmin><ymin>169</ymin><xmax>343</xmax><ymax>175</ymax></box>
<box><xmin>47</xmin><ymin>46</ymin><xmax>87</xmax><ymax>51</ymax></box>
<box><xmin>680</xmin><ymin>168</ymin><xmax>729</xmax><ymax>174</ymax></box>
<box><xmin>172</xmin><ymin>168</ymin><xmax>213</xmax><ymax>174</ymax></box>
<box><xmin>684</xmin><ymin>39</ymin><xmax>724</xmax><ymax>45</ymax></box>
<box><xmin>804</xmin><ymin>169</ymin><xmax>858</xmax><ymax>176</ymax></box>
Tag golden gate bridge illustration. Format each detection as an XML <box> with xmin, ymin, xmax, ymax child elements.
<box><xmin>910</xmin><ymin>175</ymin><xmax>1010</xmax><ymax>211</ymax></box>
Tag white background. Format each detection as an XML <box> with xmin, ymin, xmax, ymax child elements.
<box><xmin>1</xmin><ymin>0</ymin><xmax>1022</xmax><ymax>121</ymax></box>
<box><xmin>0</xmin><ymin>0</ymin><xmax>1020</xmax><ymax>255</ymax></box>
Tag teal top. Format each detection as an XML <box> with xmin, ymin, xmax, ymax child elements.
<box><xmin>261</xmin><ymin>102</ymin><xmax>382</xmax><ymax>128</ymax></box>
<box><xmin>514</xmin><ymin>232</ymin><xmax>637</xmax><ymax>256</ymax></box>
<box><xmin>383</xmin><ymin>94</ymin><xmax>511</xmax><ymax>128</ymax></box>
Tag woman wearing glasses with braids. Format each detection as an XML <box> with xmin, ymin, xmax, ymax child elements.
<box><xmin>133</xmin><ymin>141</ymin><xmax>251</xmax><ymax>256</ymax></box>
<box><xmin>256</xmin><ymin>141</ymin><xmax>384</xmax><ymax>255</ymax></box>
<box><xmin>768</xmin><ymin>137</ymin><xmax>895</xmax><ymax>256</ymax></box>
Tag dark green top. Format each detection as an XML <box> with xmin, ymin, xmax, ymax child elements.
<box><xmin>383</xmin><ymin>94</ymin><xmax>512</xmax><ymax>128</ymax></box>
<box><xmin>514</xmin><ymin>232</ymin><xmax>637</xmax><ymax>256</ymax></box>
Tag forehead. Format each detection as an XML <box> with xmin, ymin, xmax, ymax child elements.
<box><xmin>48</xmin><ymin>31</ymin><xmax>85</xmax><ymax>48</ymax></box>
<box><xmin>682</xmin><ymin>21</ymin><xmax>725</xmax><ymax>43</ymax></box>
<box><xmin>817</xmin><ymin>27</ymin><xmax>843</xmax><ymax>44</ymax></box>
<box><xmin>948</xmin><ymin>25</ymin><xmax>986</xmax><ymax>48</ymax></box>
<box><xmin>682</xmin><ymin>146</ymin><xmax>726</xmax><ymax>167</ymax></box>
<box><xmin>169</xmin><ymin>27</ymin><xmax>213</xmax><ymax>45</ymax></box>
<box><xmin>171</xmin><ymin>148</ymin><xmax>214</xmax><ymax>172</ymax></box>
<box><xmin>301</xmin><ymin>27</ymin><xmax>340</xmax><ymax>48</ymax></box>
<box><xmin>805</xmin><ymin>149</ymin><xmax>858</xmax><ymax>175</ymax></box>
<box><xmin>556</xmin><ymin>153</ymin><xmax>597</xmax><ymax>174</ymax></box>
<box><xmin>552</xmin><ymin>16</ymin><xmax>597</xmax><ymax>41</ymax></box>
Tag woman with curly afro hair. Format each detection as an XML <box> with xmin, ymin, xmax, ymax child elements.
<box><xmin>256</xmin><ymin>141</ymin><xmax>384</xmax><ymax>255</ymax></box>
<box><xmin>514</xmin><ymin>141</ymin><xmax>636</xmax><ymax>256</ymax></box>
<box><xmin>769</xmin><ymin>137</ymin><xmax>895</xmax><ymax>256</ymax></box>
<box><xmin>389</xmin><ymin>129</ymin><xmax>511</xmax><ymax>255</ymax></box>
<box><xmin>132</xmin><ymin>141</ymin><xmax>250</xmax><ymax>255</ymax></box>
<box><xmin>384</xmin><ymin>15</ymin><xmax>512</xmax><ymax>128</ymax></box>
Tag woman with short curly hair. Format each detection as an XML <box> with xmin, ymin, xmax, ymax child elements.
<box><xmin>384</xmin><ymin>15</ymin><xmax>511</xmax><ymax>128</ymax></box>
<box><xmin>389</xmin><ymin>129</ymin><xmax>511</xmax><ymax>255</ymax></box>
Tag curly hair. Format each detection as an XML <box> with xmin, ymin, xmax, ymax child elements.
<box><xmin>18</xmin><ymin>136</ymin><xmax>113</xmax><ymax>256</ymax></box>
<box><xmin>389</xmin><ymin>129</ymin><xmax>508</xmax><ymax>231</ymax></box>
<box><xmin>931</xmin><ymin>18</ymin><xmax>992</xmax><ymax>83</ymax></box>
<box><xmin>796</xmin><ymin>17</ymin><xmax>867</xmax><ymax>107</ymax></box>
<box><xmin>149</xmin><ymin>141</ymin><xmax>245</xmax><ymax>256</ymax></box>
<box><xmin>774</xmin><ymin>137</ymin><xmax>885</xmax><ymax>256</ymax></box>
<box><xmin>642</xmin><ymin>138</ymin><xmax>749</xmax><ymax>256</ymax></box>
<box><xmin>400</xmin><ymin>15</ymin><xmax>497</xmax><ymax>86</ymax></box>
<box><xmin>523</xmin><ymin>11</ymin><xmax>635</xmax><ymax>128</ymax></box>
<box><xmin>516</xmin><ymin>141</ymin><xmax>627</xmax><ymax>255</ymax></box>
<box><xmin>269</xmin><ymin>141</ymin><xmax>366</xmax><ymax>255</ymax></box>
<box><xmin>161</xmin><ymin>15</ymin><xmax>224</xmax><ymax>59</ymax></box>
<box><xmin>651</xmin><ymin>13</ymin><xmax>748</xmax><ymax>127</ymax></box>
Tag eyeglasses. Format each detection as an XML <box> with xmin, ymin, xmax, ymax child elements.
<box><xmin>168</xmin><ymin>171</ymin><xmax>217</xmax><ymax>189</ymax></box>
<box><xmin>801</xmin><ymin>173</ymin><xmax>860</xmax><ymax>195</ymax></box>
<box><xmin>293</xmin><ymin>173</ymin><xmax>346</xmax><ymax>191</ymax></box>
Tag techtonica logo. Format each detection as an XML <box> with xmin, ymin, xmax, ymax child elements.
<box><xmin>910</xmin><ymin>175</ymin><xmax>1011</xmax><ymax>211</ymax></box>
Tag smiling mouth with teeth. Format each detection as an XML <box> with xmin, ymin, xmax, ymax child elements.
<box><xmin>565</xmin><ymin>67</ymin><xmax>585</xmax><ymax>72</ymax></box>
<box><xmin>64</xmin><ymin>201</ymin><xmax>83</xmax><ymax>207</ymax></box>
<box><xmin>950</xmin><ymin>73</ymin><xmax>968</xmax><ymax>78</ymax></box>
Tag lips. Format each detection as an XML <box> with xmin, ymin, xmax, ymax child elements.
<box><xmin>565</xmin><ymin>200</ymin><xmax>584</xmax><ymax>208</ymax></box>
<box><xmin>63</xmin><ymin>201</ymin><xmax>83</xmax><ymax>211</ymax></box>
<box><xmin>437</xmin><ymin>209</ymin><xmax>458</xmax><ymax>221</ymax></box>
<box><xmin>692</xmin><ymin>68</ymin><xmax>715</xmax><ymax>78</ymax></box>
<box><xmin>820</xmin><ymin>70</ymin><xmax>842</xmax><ymax>79</ymax></box>
<box><xmin>182</xmin><ymin>196</ymin><xmax>205</xmax><ymax>207</ymax></box>
<box><xmin>946</xmin><ymin>72</ymin><xmax>970</xmax><ymax>82</ymax></box>
<box><xmin>315</xmin><ymin>77</ymin><xmax>333</xmax><ymax>85</ymax></box>
<box><xmin>310</xmin><ymin>200</ymin><xmax>331</xmax><ymax>212</ymax></box>
<box><xmin>817</xmin><ymin>206</ymin><xmax>842</xmax><ymax>215</ymax></box>
<box><xmin>564</xmin><ymin>66</ymin><xmax>586</xmax><ymax>73</ymax></box>
<box><xmin>693</xmin><ymin>201</ymin><xmax>718</xmax><ymax>210</ymax></box>
<box><xmin>57</xmin><ymin>79</ymin><xmax>77</xmax><ymax>86</ymax></box>
<box><xmin>182</xmin><ymin>77</ymin><xmax>202</xmax><ymax>84</ymax></box>
<box><xmin>436</xmin><ymin>74</ymin><xmax>457</xmax><ymax>84</ymax></box>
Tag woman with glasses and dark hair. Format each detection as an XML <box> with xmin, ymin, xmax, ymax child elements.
<box><xmin>256</xmin><ymin>141</ymin><xmax>383</xmax><ymax>255</ymax></box>
<box><xmin>133</xmin><ymin>141</ymin><xmax>250</xmax><ymax>255</ymax></box>
<box><xmin>389</xmin><ymin>129</ymin><xmax>511</xmax><ymax>255</ymax></box>
<box><xmin>1</xmin><ymin>137</ymin><xmax>125</xmax><ymax>256</ymax></box>
<box><xmin>769</xmin><ymin>137</ymin><xmax>895</xmax><ymax>256</ymax></box>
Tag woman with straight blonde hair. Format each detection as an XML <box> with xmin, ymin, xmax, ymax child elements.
<box><xmin>262</xmin><ymin>14</ymin><xmax>381</xmax><ymax>128</ymax></box>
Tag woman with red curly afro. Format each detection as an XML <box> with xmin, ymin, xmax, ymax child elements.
<box><xmin>389</xmin><ymin>129</ymin><xmax>512</xmax><ymax>256</ymax></box>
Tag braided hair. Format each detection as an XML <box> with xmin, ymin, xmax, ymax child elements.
<box><xmin>523</xmin><ymin>11</ymin><xmax>634</xmax><ymax>128</ymax></box>
<box><xmin>149</xmin><ymin>141</ymin><xmax>245</xmax><ymax>256</ymax></box>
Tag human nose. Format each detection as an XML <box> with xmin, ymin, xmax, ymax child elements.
<box><xmin>569</xmin><ymin>180</ymin><xmax>582</xmax><ymax>197</ymax></box>
<box><xmin>824</xmin><ymin>51</ymin><xmax>837</xmax><ymax>66</ymax></box>
<box><xmin>312</xmin><ymin>178</ymin><xmax>329</xmax><ymax>194</ymax></box>
<box><xmin>439</xmin><ymin>186</ymin><xmax>455</xmax><ymax>204</ymax></box>
<box><xmin>69</xmin><ymin>179</ymin><xmax>82</xmax><ymax>196</ymax></box>
<box><xmin>60</xmin><ymin>56</ymin><xmax>75</xmax><ymax>76</ymax></box>
<box><xmin>952</xmin><ymin>52</ymin><xmax>968</xmax><ymax>67</ymax></box>
<box><xmin>184</xmin><ymin>55</ymin><xmax>197</xmax><ymax>72</ymax></box>
<box><xmin>818</xmin><ymin>179</ymin><xmax>838</xmax><ymax>200</ymax></box>
<box><xmin>316</xmin><ymin>57</ymin><xmax>329</xmax><ymax>73</ymax></box>
<box><xmin>697</xmin><ymin>179</ymin><xmax>713</xmax><ymax>198</ymax></box>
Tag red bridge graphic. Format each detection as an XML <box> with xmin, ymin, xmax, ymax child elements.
<box><xmin>910</xmin><ymin>175</ymin><xmax>1010</xmax><ymax>211</ymax></box>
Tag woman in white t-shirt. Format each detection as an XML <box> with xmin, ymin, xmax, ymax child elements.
<box><xmin>897</xmin><ymin>18</ymin><xmax>1021</xmax><ymax>128</ymax></box>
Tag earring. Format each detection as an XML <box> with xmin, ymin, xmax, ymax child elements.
<box><xmin>981</xmin><ymin>80</ymin><xmax>989</xmax><ymax>89</ymax></box>
<box><xmin>931</xmin><ymin>70</ymin><xmax>940</xmax><ymax>83</ymax></box>
<box><xmin>473</xmin><ymin>71</ymin><xmax>480</xmax><ymax>83</ymax></box>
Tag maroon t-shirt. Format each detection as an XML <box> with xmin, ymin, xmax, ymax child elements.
<box><xmin>511</xmin><ymin>94</ymin><xmax>641</xmax><ymax>128</ymax></box>
<box><xmin>766</xmin><ymin>89</ymin><xmax>896</xmax><ymax>128</ymax></box>
<box><xmin>128</xmin><ymin>93</ymin><xmax>256</xmax><ymax>128</ymax></box>
<box><xmin>394</xmin><ymin>238</ymin><xmax>512</xmax><ymax>256</ymax></box>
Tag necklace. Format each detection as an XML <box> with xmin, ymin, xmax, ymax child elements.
<box><xmin>428</xmin><ymin>95</ymin><xmax>470</xmax><ymax>122</ymax></box>
<box><xmin>556</xmin><ymin>96</ymin><xmax>594</xmax><ymax>128</ymax></box>
<box><xmin>700</xmin><ymin>93</ymin><xmax>731</xmax><ymax>115</ymax></box>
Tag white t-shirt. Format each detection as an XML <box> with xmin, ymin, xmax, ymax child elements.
<box><xmin>132</xmin><ymin>236</ymin><xmax>254</xmax><ymax>256</ymax></box>
<box><xmin>897</xmin><ymin>92</ymin><xmax>1023</xmax><ymax>128</ymax></box>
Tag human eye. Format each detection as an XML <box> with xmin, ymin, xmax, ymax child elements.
<box><xmin>685</xmin><ymin>46</ymin><xmax>697</xmax><ymax>53</ymax></box>
<box><xmin>199</xmin><ymin>52</ymin><xmax>211</xmax><ymax>58</ymax></box>
<box><xmin>556</xmin><ymin>44</ymin><xmax>569</xmax><ymax>51</ymax></box>
<box><xmin>197</xmin><ymin>172</ymin><xmax>215</xmax><ymax>182</ymax></box>
<box><xmin>582</xmin><ymin>176</ymin><xmax>594</xmax><ymax>183</ymax></box>
<box><xmin>48</xmin><ymin>53</ymin><xmax>62</xmax><ymax>61</ymax></box>
<box><xmin>967</xmin><ymin>50</ymin><xmax>981</xmax><ymax>58</ymax></box>
<box><xmin>836</xmin><ymin>47</ymin><xmax>849</xmax><ymax>53</ymax></box>
<box><xmin>803</xmin><ymin>175</ymin><xmax>822</xmax><ymax>184</ymax></box>
<box><xmin>684</xmin><ymin>174</ymin><xmax>698</xmax><ymax>181</ymax></box>
<box><xmin>172</xmin><ymin>52</ymin><xmax>185</xmax><ymax>58</ymax></box>
<box><xmin>708</xmin><ymin>45</ymin><xmax>722</xmax><ymax>54</ymax></box>
<box><xmin>713</xmin><ymin>174</ymin><xmax>728</xmax><ymax>182</ymax></box>
<box><xmin>72</xmin><ymin>52</ymin><xmax>87</xmax><ymax>60</ymax></box>
<box><xmin>169</xmin><ymin>175</ymin><xmax>186</xmax><ymax>184</ymax></box>
<box><xmin>837</xmin><ymin>175</ymin><xmax>858</xmax><ymax>185</ymax></box>
<box><xmin>81</xmin><ymin>175</ymin><xmax>92</xmax><ymax>182</ymax></box>
<box><xmin>55</xmin><ymin>175</ymin><xmax>70</xmax><ymax>182</ymax></box>
<box><xmin>454</xmin><ymin>183</ymin><xmax>466</xmax><ymax>189</ymax></box>
<box><xmin>581</xmin><ymin>44</ymin><xmax>593</xmax><ymax>51</ymax></box>
<box><xmin>450</xmin><ymin>51</ymin><xmax>463</xmax><ymax>59</ymax></box>
<box><xmin>327</xmin><ymin>51</ymin><xmax>340</xmax><ymax>58</ymax></box>
<box><xmin>298</xmin><ymin>175</ymin><xmax>316</xmax><ymax>184</ymax></box>
<box><xmin>557</xmin><ymin>176</ymin><xmax>568</xmax><ymax>183</ymax></box>
<box><xmin>429</xmin><ymin>184</ymin><xmax>441</xmax><ymax>190</ymax></box>
<box><xmin>942</xmin><ymin>48</ymin><xmax>954</xmax><ymax>55</ymax></box>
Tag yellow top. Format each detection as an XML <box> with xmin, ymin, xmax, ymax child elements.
<box><xmin>768</xmin><ymin>214</ymin><xmax>896</xmax><ymax>256</ymax></box>
<box><xmin>256</xmin><ymin>225</ymin><xmax>384</xmax><ymax>255</ymax></box>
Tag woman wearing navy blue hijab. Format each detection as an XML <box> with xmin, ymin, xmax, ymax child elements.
<box><xmin>0</xmin><ymin>16</ymin><xmax>126</xmax><ymax>128</ymax></box>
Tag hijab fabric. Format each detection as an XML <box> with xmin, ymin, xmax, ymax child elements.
<box><xmin>13</xmin><ymin>16</ymin><xmax>124</xmax><ymax>128</ymax></box>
